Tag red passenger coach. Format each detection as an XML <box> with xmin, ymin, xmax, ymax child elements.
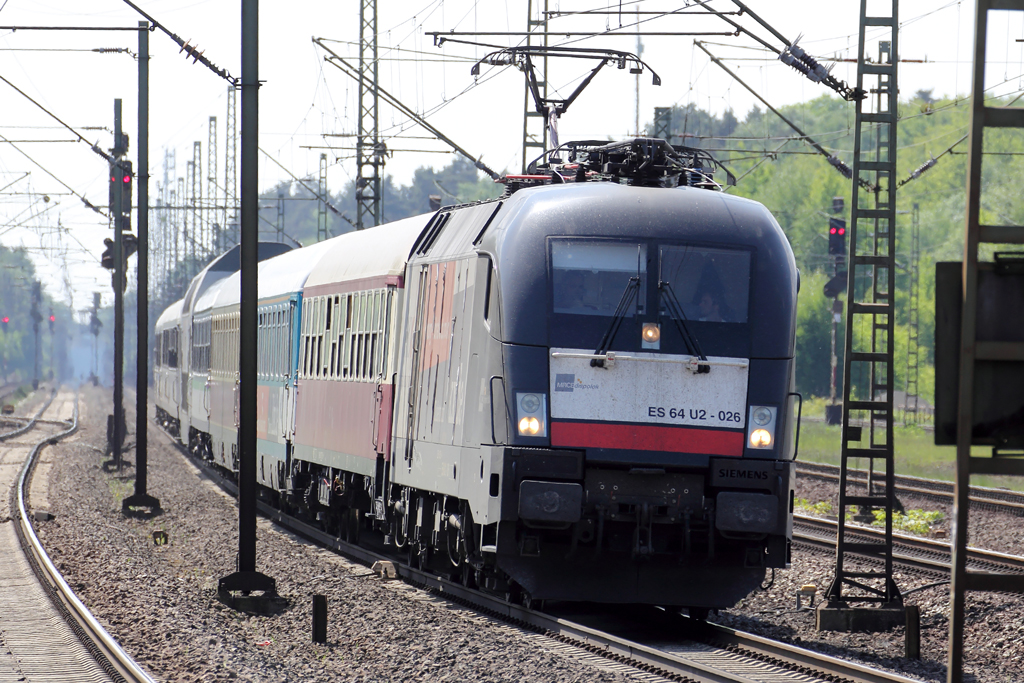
<box><xmin>291</xmin><ymin>216</ymin><xmax>431</xmax><ymax>489</ymax></box>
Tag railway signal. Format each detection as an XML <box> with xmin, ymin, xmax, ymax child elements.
<box><xmin>828</xmin><ymin>217</ymin><xmax>847</xmax><ymax>256</ymax></box>
<box><xmin>101</xmin><ymin>238</ymin><xmax>115</xmax><ymax>270</ymax></box>
<box><xmin>119</xmin><ymin>160</ymin><xmax>133</xmax><ymax>230</ymax></box>
<box><xmin>48</xmin><ymin>310</ymin><xmax>54</xmax><ymax>333</ymax></box>
<box><xmin>823</xmin><ymin>271</ymin><xmax>848</xmax><ymax>299</ymax></box>
<box><xmin>1</xmin><ymin>316</ymin><xmax>7</xmax><ymax>332</ymax></box>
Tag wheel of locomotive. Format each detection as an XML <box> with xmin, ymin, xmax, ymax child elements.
<box><xmin>342</xmin><ymin>507</ymin><xmax>361</xmax><ymax>544</ymax></box>
<box><xmin>461</xmin><ymin>560</ymin><xmax>477</xmax><ymax>589</ymax></box>
<box><xmin>522</xmin><ymin>593</ymin><xmax>543</xmax><ymax>612</ymax></box>
<box><xmin>688</xmin><ymin>607</ymin><xmax>710</xmax><ymax>621</ymax></box>
<box><xmin>406</xmin><ymin>540</ymin><xmax>419</xmax><ymax>568</ymax></box>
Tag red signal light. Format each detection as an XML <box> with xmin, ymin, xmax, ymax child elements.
<box><xmin>830</xmin><ymin>227</ymin><xmax>837</xmax><ymax>234</ymax></box>
<box><xmin>123</xmin><ymin>175</ymin><xmax>131</xmax><ymax>183</ymax></box>
<box><xmin>1</xmin><ymin>317</ymin><xmax>8</xmax><ymax>323</ymax></box>
<box><xmin>49</xmin><ymin>315</ymin><xmax>55</xmax><ymax>322</ymax></box>
<box><xmin>838</xmin><ymin>227</ymin><xmax>845</xmax><ymax>235</ymax></box>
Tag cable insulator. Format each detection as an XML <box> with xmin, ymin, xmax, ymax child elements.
<box><xmin>797</xmin><ymin>51</ymin><xmax>831</xmax><ymax>83</ymax></box>
<box><xmin>779</xmin><ymin>50</ymin><xmax>820</xmax><ymax>83</ymax></box>
<box><xmin>910</xmin><ymin>157</ymin><xmax>937</xmax><ymax>180</ymax></box>
<box><xmin>827</xmin><ymin>155</ymin><xmax>853</xmax><ymax>179</ymax></box>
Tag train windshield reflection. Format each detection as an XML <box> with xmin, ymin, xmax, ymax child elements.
<box><xmin>551</xmin><ymin>241</ymin><xmax>647</xmax><ymax>316</ymax></box>
<box><xmin>659</xmin><ymin>246</ymin><xmax>751</xmax><ymax>324</ymax></box>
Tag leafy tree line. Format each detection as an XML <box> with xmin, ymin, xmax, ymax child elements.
<box><xmin>255</xmin><ymin>155</ymin><xmax>501</xmax><ymax>247</ymax></box>
<box><xmin>0</xmin><ymin>245</ymin><xmax>73</xmax><ymax>385</ymax></box>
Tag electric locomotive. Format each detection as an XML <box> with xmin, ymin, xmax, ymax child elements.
<box><xmin>384</xmin><ymin>139</ymin><xmax>799</xmax><ymax>609</ymax></box>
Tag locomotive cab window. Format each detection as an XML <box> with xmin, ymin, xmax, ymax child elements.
<box><xmin>659</xmin><ymin>246</ymin><xmax>751</xmax><ymax>324</ymax></box>
<box><xmin>551</xmin><ymin>240</ymin><xmax>647</xmax><ymax>316</ymax></box>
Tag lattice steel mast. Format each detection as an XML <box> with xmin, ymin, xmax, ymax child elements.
<box><xmin>522</xmin><ymin>0</ymin><xmax>549</xmax><ymax>171</ymax></box>
<box><xmin>318</xmin><ymin>152</ymin><xmax>329</xmax><ymax>242</ymax></box>
<box><xmin>356</xmin><ymin>0</ymin><xmax>382</xmax><ymax>230</ymax></box>
<box><xmin>208</xmin><ymin>116</ymin><xmax>219</xmax><ymax>250</ymax></box>
<box><xmin>825</xmin><ymin>0</ymin><xmax>902</xmax><ymax>609</ymax></box>
<box><xmin>192</xmin><ymin>141</ymin><xmax>203</xmax><ymax>259</ymax></box>
<box><xmin>226</xmin><ymin>85</ymin><xmax>238</xmax><ymax>247</ymax></box>
<box><xmin>905</xmin><ymin>202</ymin><xmax>920</xmax><ymax>425</ymax></box>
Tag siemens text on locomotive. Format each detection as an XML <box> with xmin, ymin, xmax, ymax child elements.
<box><xmin>154</xmin><ymin>139</ymin><xmax>801</xmax><ymax>612</ymax></box>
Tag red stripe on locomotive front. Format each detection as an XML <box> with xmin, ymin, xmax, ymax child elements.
<box><xmin>550</xmin><ymin>421</ymin><xmax>745</xmax><ymax>456</ymax></box>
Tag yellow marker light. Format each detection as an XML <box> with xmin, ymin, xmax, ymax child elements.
<box><xmin>519</xmin><ymin>416</ymin><xmax>541</xmax><ymax>435</ymax></box>
<box><xmin>642</xmin><ymin>322</ymin><xmax>661</xmax><ymax>343</ymax></box>
<box><xmin>749</xmin><ymin>428</ymin><xmax>773</xmax><ymax>448</ymax></box>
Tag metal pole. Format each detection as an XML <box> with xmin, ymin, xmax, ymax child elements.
<box><xmin>238</xmin><ymin>0</ymin><xmax>258</xmax><ymax>576</ymax></box>
<box><xmin>125</xmin><ymin>20</ymin><xmax>159</xmax><ymax>514</ymax></box>
<box><xmin>113</xmin><ymin>99</ymin><xmax>124</xmax><ymax>471</ymax></box>
<box><xmin>218</xmin><ymin>0</ymin><xmax>277</xmax><ymax>605</ymax></box>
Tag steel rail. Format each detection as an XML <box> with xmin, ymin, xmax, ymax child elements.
<box><xmin>793</xmin><ymin>514</ymin><xmax>1024</xmax><ymax>576</ymax></box>
<box><xmin>14</xmin><ymin>391</ymin><xmax>156</xmax><ymax>683</ymax></box>
<box><xmin>157</xmin><ymin>425</ymin><xmax>923</xmax><ymax>683</ymax></box>
<box><xmin>0</xmin><ymin>387</ymin><xmax>56</xmax><ymax>441</ymax></box>
<box><xmin>796</xmin><ymin>461</ymin><xmax>1024</xmax><ymax>512</ymax></box>
<box><xmin>690</xmin><ymin>619</ymin><xmax>924</xmax><ymax>683</ymax></box>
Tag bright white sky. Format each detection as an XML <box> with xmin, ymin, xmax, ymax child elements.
<box><xmin>0</xmin><ymin>0</ymin><xmax>1020</xmax><ymax>314</ymax></box>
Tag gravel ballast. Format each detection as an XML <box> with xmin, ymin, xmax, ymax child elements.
<box><xmin>32</xmin><ymin>385</ymin><xmax>1024</xmax><ymax>682</ymax></box>
<box><xmin>35</xmin><ymin>386</ymin><xmax>630</xmax><ymax>683</ymax></box>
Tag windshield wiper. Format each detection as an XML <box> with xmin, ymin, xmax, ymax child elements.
<box><xmin>591</xmin><ymin>276</ymin><xmax>641</xmax><ymax>368</ymax></box>
<box><xmin>659</xmin><ymin>281</ymin><xmax>710</xmax><ymax>373</ymax></box>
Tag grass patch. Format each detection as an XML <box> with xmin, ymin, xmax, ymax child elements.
<box><xmin>796</xmin><ymin>418</ymin><xmax>1024</xmax><ymax>491</ymax></box>
<box><xmin>871</xmin><ymin>508</ymin><xmax>944</xmax><ymax>535</ymax></box>
<box><xmin>794</xmin><ymin>497</ymin><xmax>834</xmax><ymax>516</ymax></box>
<box><xmin>107</xmin><ymin>477</ymin><xmax>135</xmax><ymax>507</ymax></box>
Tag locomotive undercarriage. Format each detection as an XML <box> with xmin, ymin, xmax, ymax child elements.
<box><xmin>214</xmin><ymin>450</ymin><xmax>787</xmax><ymax>611</ymax></box>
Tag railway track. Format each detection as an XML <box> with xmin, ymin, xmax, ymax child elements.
<box><xmin>1</xmin><ymin>387</ymin><xmax>154</xmax><ymax>683</ymax></box>
<box><xmin>792</xmin><ymin>513</ymin><xmax>1024</xmax><ymax>579</ymax></box>
<box><xmin>796</xmin><ymin>460</ymin><xmax>1024</xmax><ymax>515</ymax></box>
<box><xmin>156</xmin><ymin>422</ymin><xmax>922</xmax><ymax>683</ymax></box>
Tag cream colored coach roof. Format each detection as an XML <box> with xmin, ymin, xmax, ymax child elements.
<box><xmin>193</xmin><ymin>275</ymin><xmax>230</xmax><ymax>315</ymax></box>
<box><xmin>155</xmin><ymin>298</ymin><xmax>184</xmax><ymax>331</ymax></box>
<box><xmin>257</xmin><ymin>238</ymin><xmax>338</xmax><ymax>300</ymax></box>
<box><xmin>206</xmin><ymin>236</ymin><xmax>345</xmax><ymax>311</ymax></box>
<box><xmin>303</xmin><ymin>213</ymin><xmax>432</xmax><ymax>289</ymax></box>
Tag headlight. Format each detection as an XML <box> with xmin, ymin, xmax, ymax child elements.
<box><xmin>516</xmin><ymin>392</ymin><xmax>547</xmax><ymax>437</ymax></box>
<box><xmin>746</xmin><ymin>406</ymin><xmax>777</xmax><ymax>450</ymax></box>
<box><xmin>749</xmin><ymin>429</ymin><xmax>773</xmax><ymax>447</ymax></box>
<box><xmin>519</xmin><ymin>416</ymin><xmax>541</xmax><ymax>435</ymax></box>
<box><xmin>641</xmin><ymin>322</ymin><xmax>661</xmax><ymax>350</ymax></box>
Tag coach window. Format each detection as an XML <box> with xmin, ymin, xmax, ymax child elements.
<box><xmin>277</xmin><ymin>309</ymin><xmax>283</xmax><ymax>378</ymax></box>
<box><xmin>301</xmin><ymin>300</ymin><xmax>309</xmax><ymax>378</ymax></box>
<box><xmin>364</xmin><ymin>292</ymin><xmax>373</xmax><ymax>380</ymax></box>
<box><xmin>273</xmin><ymin>310</ymin><xmax>280</xmax><ymax>379</ymax></box>
<box><xmin>349</xmin><ymin>293</ymin><xmax>360</xmax><ymax>380</ymax></box>
<box><xmin>339</xmin><ymin>296</ymin><xmax>348</xmax><ymax>378</ymax></box>
<box><xmin>329</xmin><ymin>297</ymin><xmax>338</xmax><ymax>378</ymax></box>
<box><xmin>341</xmin><ymin>295</ymin><xmax>352</xmax><ymax>378</ymax></box>
<box><xmin>305</xmin><ymin>297</ymin><xmax>316</xmax><ymax>378</ymax></box>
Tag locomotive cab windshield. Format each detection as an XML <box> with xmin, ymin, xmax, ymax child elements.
<box><xmin>548</xmin><ymin>238</ymin><xmax>753</xmax><ymax>359</ymax></box>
